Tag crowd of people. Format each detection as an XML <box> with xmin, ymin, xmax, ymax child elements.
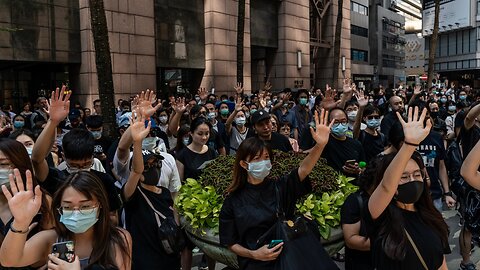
<box><xmin>0</xmin><ymin>78</ymin><xmax>479</xmax><ymax>270</ymax></box>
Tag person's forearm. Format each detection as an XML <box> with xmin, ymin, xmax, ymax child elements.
<box><xmin>438</xmin><ymin>160</ymin><xmax>450</xmax><ymax>193</ymax></box>
<box><xmin>123</xmin><ymin>141</ymin><xmax>143</xmax><ymax>200</ymax></box>
<box><xmin>345</xmin><ymin>235</ymin><xmax>370</xmax><ymax>251</ymax></box>
<box><xmin>465</xmin><ymin>103</ymin><xmax>480</xmax><ymax>130</ymax></box>
<box><xmin>353</xmin><ymin>106</ymin><xmax>365</xmax><ymax>139</ymax></box>
<box><xmin>31</xmin><ymin>119</ymin><xmax>56</xmax><ymax>164</ymax></box>
<box><xmin>225</xmin><ymin>110</ymin><xmax>238</xmax><ymax>134</ymax></box>
<box><xmin>293</xmin><ymin>128</ymin><xmax>298</xmax><ymax>141</ymax></box>
<box><xmin>0</xmin><ymin>221</ymin><xmax>30</xmax><ymax>267</ymax></box>
<box><xmin>229</xmin><ymin>244</ymin><xmax>256</xmax><ymax>260</ymax></box>
<box><xmin>298</xmin><ymin>142</ymin><xmax>326</xmax><ymax>180</ymax></box>
<box><xmin>117</xmin><ymin>127</ymin><xmax>133</xmax><ymax>162</ymax></box>
<box><xmin>168</xmin><ymin>112</ymin><xmax>182</xmax><ymax>136</ymax></box>
<box><xmin>461</xmin><ymin>141</ymin><xmax>480</xmax><ymax>189</ymax></box>
<box><xmin>408</xmin><ymin>93</ymin><xmax>418</xmax><ymax>106</ymax></box>
<box><xmin>338</xmin><ymin>92</ymin><xmax>353</xmax><ymax>109</ymax></box>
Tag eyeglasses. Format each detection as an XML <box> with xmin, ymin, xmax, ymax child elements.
<box><xmin>66</xmin><ymin>159</ymin><xmax>93</xmax><ymax>171</ymax></box>
<box><xmin>57</xmin><ymin>205</ymin><xmax>99</xmax><ymax>216</ymax></box>
<box><xmin>400</xmin><ymin>170</ymin><xmax>423</xmax><ymax>183</ymax></box>
<box><xmin>333</xmin><ymin>119</ymin><xmax>348</xmax><ymax>125</ymax></box>
<box><xmin>366</xmin><ymin>115</ymin><xmax>380</xmax><ymax>120</ymax></box>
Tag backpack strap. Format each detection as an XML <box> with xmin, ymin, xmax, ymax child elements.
<box><xmin>404</xmin><ymin>228</ymin><xmax>428</xmax><ymax>270</ymax></box>
<box><xmin>137</xmin><ymin>187</ymin><xmax>167</xmax><ymax>227</ymax></box>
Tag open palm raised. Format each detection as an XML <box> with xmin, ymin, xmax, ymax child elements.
<box><xmin>310</xmin><ymin>109</ymin><xmax>334</xmax><ymax>147</ymax></box>
<box><xmin>397</xmin><ymin>107</ymin><xmax>432</xmax><ymax>145</ymax></box>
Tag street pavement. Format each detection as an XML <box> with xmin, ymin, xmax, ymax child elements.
<box><xmin>192</xmin><ymin>208</ymin><xmax>480</xmax><ymax>270</ymax></box>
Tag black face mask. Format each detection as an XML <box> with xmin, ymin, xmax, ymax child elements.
<box><xmin>430</xmin><ymin>112</ymin><xmax>439</xmax><ymax>119</ymax></box>
<box><xmin>395</xmin><ymin>181</ymin><xmax>424</xmax><ymax>204</ymax></box>
<box><xmin>142</xmin><ymin>166</ymin><xmax>161</xmax><ymax>186</ymax></box>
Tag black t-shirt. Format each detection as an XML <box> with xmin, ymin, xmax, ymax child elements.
<box><xmin>246</xmin><ymin>131</ymin><xmax>293</xmax><ymax>153</ymax></box>
<box><xmin>219</xmin><ymin>170</ymin><xmax>311</xmax><ymax>270</ymax></box>
<box><xmin>340</xmin><ymin>191</ymin><xmax>373</xmax><ymax>270</ymax></box>
<box><xmin>380</xmin><ymin>111</ymin><xmax>399</xmax><ymax>142</ymax></box>
<box><xmin>364</xmin><ymin>203</ymin><xmax>450</xmax><ymax>270</ymax></box>
<box><xmin>40</xmin><ymin>167</ymin><xmax>123</xmax><ymax>211</ymax></box>
<box><xmin>417</xmin><ymin>131</ymin><xmax>446</xmax><ymax>200</ymax></box>
<box><xmin>460</xmin><ymin>124</ymin><xmax>480</xmax><ymax>158</ymax></box>
<box><xmin>93</xmin><ymin>137</ymin><xmax>112</xmax><ymax>168</ymax></box>
<box><xmin>176</xmin><ymin>146</ymin><xmax>217</xmax><ymax>180</ymax></box>
<box><xmin>124</xmin><ymin>186</ymin><xmax>180</xmax><ymax>270</ymax></box>
<box><xmin>321</xmin><ymin>135</ymin><xmax>365</xmax><ymax>175</ymax></box>
<box><xmin>358</xmin><ymin>130</ymin><xmax>386</xmax><ymax>163</ymax></box>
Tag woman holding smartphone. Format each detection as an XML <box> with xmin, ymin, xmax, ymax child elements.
<box><xmin>0</xmin><ymin>170</ymin><xmax>132</xmax><ymax>270</ymax></box>
<box><xmin>219</xmin><ymin>109</ymin><xmax>333</xmax><ymax>269</ymax></box>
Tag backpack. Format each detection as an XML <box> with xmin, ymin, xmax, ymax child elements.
<box><xmin>446</xmin><ymin>140</ymin><xmax>467</xmax><ymax>198</ymax></box>
<box><xmin>464</xmin><ymin>189</ymin><xmax>480</xmax><ymax>233</ymax></box>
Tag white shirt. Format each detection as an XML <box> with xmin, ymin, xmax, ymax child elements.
<box><xmin>113</xmin><ymin>150</ymin><xmax>181</xmax><ymax>193</ymax></box>
<box><xmin>57</xmin><ymin>158</ymin><xmax>106</xmax><ymax>173</ymax></box>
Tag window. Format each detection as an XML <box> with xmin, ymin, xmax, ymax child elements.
<box><xmin>351</xmin><ymin>49</ymin><xmax>368</xmax><ymax>62</ymax></box>
<box><xmin>351</xmin><ymin>2</ymin><xmax>368</xmax><ymax>15</ymax></box>
<box><xmin>351</xmin><ymin>25</ymin><xmax>368</xmax><ymax>37</ymax></box>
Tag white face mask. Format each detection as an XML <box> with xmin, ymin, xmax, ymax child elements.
<box><xmin>142</xmin><ymin>137</ymin><xmax>158</xmax><ymax>151</ymax></box>
<box><xmin>0</xmin><ymin>169</ymin><xmax>12</xmax><ymax>186</ymax></box>
<box><xmin>159</xmin><ymin>116</ymin><xmax>168</xmax><ymax>124</ymax></box>
<box><xmin>235</xmin><ymin>117</ymin><xmax>246</xmax><ymax>126</ymax></box>
<box><xmin>347</xmin><ymin>111</ymin><xmax>357</xmax><ymax>121</ymax></box>
<box><xmin>247</xmin><ymin>160</ymin><xmax>272</xmax><ymax>180</ymax></box>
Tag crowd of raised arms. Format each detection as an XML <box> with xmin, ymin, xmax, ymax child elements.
<box><xmin>0</xmin><ymin>78</ymin><xmax>480</xmax><ymax>270</ymax></box>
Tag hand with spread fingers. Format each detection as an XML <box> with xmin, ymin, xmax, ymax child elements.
<box><xmin>310</xmin><ymin>108</ymin><xmax>334</xmax><ymax>147</ymax></box>
<box><xmin>234</xmin><ymin>83</ymin><xmax>244</xmax><ymax>95</ymax></box>
<box><xmin>136</xmin><ymin>89</ymin><xmax>161</xmax><ymax>118</ymax></box>
<box><xmin>396</xmin><ymin>106</ymin><xmax>432</xmax><ymax>145</ymax></box>
<box><xmin>130</xmin><ymin>109</ymin><xmax>151</xmax><ymax>143</ymax></box>
<box><xmin>48</xmin><ymin>85</ymin><xmax>71</xmax><ymax>124</ymax></box>
<box><xmin>198</xmin><ymin>87</ymin><xmax>209</xmax><ymax>101</ymax></box>
<box><xmin>1</xmin><ymin>169</ymin><xmax>42</xmax><ymax>233</ymax></box>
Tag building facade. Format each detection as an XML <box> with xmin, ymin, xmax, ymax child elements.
<box><xmin>0</xmin><ymin>0</ymin><xmax>310</xmax><ymax>110</ymax></box>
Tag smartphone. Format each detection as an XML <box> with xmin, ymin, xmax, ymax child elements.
<box><xmin>268</xmin><ymin>239</ymin><xmax>283</xmax><ymax>249</ymax></box>
<box><xmin>346</xmin><ymin>159</ymin><xmax>357</xmax><ymax>166</ymax></box>
<box><xmin>52</xmin><ymin>241</ymin><xmax>75</xmax><ymax>263</ymax></box>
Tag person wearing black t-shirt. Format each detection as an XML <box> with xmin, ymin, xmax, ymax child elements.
<box><xmin>220</xmin><ymin>109</ymin><xmax>337</xmax><ymax>270</ymax></box>
<box><xmin>247</xmin><ymin>110</ymin><xmax>293</xmax><ymax>153</ymax></box>
<box><xmin>366</xmin><ymin>108</ymin><xmax>450</xmax><ymax>270</ymax></box>
<box><xmin>353</xmin><ymin>102</ymin><xmax>387</xmax><ymax>163</ymax></box>
<box><xmin>320</xmin><ymin>108</ymin><xmax>365</xmax><ymax>177</ymax></box>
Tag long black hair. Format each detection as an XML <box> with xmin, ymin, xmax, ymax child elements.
<box><xmin>374</xmin><ymin>152</ymin><xmax>449</xmax><ymax>260</ymax></box>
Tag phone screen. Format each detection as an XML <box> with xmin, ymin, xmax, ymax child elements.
<box><xmin>52</xmin><ymin>241</ymin><xmax>75</xmax><ymax>263</ymax></box>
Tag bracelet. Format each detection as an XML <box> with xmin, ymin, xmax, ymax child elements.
<box><xmin>444</xmin><ymin>191</ymin><xmax>453</xmax><ymax>197</ymax></box>
<box><xmin>404</xmin><ymin>141</ymin><xmax>419</xmax><ymax>147</ymax></box>
<box><xmin>10</xmin><ymin>224</ymin><xmax>29</xmax><ymax>234</ymax></box>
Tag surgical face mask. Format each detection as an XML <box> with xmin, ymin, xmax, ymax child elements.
<box><xmin>60</xmin><ymin>207</ymin><xmax>99</xmax><ymax>234</ymax></box>
<box><xmin>267</xmin><ymin>101</ymin><xmax>272</xmax><ymax>107</ymax></box>
<box><xmin>142</xmin><ymin>166</ymin><xmax>161</xmax><ymax>186</ymax></box>
<box><xmin>331</xmin><ymin>123</ymin><xmax>348</xmax><ymax>137</ymax></box>
<box><xmin>247</xmin><ymin>159</ymin><xmax>272</xmax><ymax>180</ymax></box>
<box><xmin>159</xmin><ymin>116</ymin><xmax>168</xmax><ymax>124</ymax></box>
<box><xmin>13</xmin><ymin>121</ymin><xmax>24</xmax><ymax>129</ymax></box>
<box><xmin>299</xmin><ymin>98</ymin><xmax>308</xmax><ymax>106</ymax></box>
<box><xmin>395</xmin><ymin>181</ymin><xmax>424</xmax><ymax>204</ymax></box>
<box><xmin>65</xmin><ymin>164</ymin><xmax>91</xmax><ymax>174</ymax></box>
<box><xmin>245</xmin><ymin>112</ymin><xmax>250</xmax><ymax>119</ymax></box>
<box><xmin>142</xmin><ymin>137</ymin><xmax>158</xmax><ymax>151</ymax></box>
<box><xmin>459</xmin><ymin>95</ymin><xmax>467</xmax><ymax>101</ymax></box>
<box><xmin>0</xmin><ymin>169</ymin><xmax>12</xmax><ymax>186</ymax></box>
<box><xmin>207</xmin><ymin>112</ymin><xmax>217</xmax><ymax>120</ymax></box>
<box><xmin>220</xmin><ymin>108</ymin><xmax>229</xmax><ymax>116</ymax></box>
<box><xmin>347</xmin><ymin>111</ymin><xmax>357</xmax><ymax>121</ymax></box>
<box><xmin>440</xmin><ymin>98</ymin><xmax>447</xmax><ymax>103</ymax></box>
<box><xmin>369</xmin><ymin>99</ymin><xmax>374</xmax><ymax>103</ymax></box>
<box><xmin>366</xmin><ymin>118</ymin><xmax>381</xmax><ymax>129</ymax></box>
<box><xmin>90</xmin><ymin>130</ymin><xmax>102</xmax><ymax>140</ymax></box>
<box><xmin>26</xmin><ymin>147</ymin><xmax>33</xmax><ymax>157</ymax></box>
<box><xmin>195</xmin><ymin>96</ymin><xmax>201</xmax><ymax>103</ymax></box>
<box><xmin>448</xmin><ymin>105</ymin><xmax>456</xmax><ymax>112</ymax></box>
<box><xmin>235</xmin><ymin>117</ymin><xmax>246</xmax><ymax>126</ymax></box>
<box><xmin>250</xmin><ymin>109</ymin><xmax>257</xmax><ymax>115</ymax></box>
<box><xmin>183</xmin><ymin>137</ymin><xmax>190</xmax><ymax>146</ymax></box>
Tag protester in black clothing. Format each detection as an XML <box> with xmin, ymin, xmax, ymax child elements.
<box><xmin>291</xmin><ymin>89</ymin><xmax>312</xmax><ymax>142</ymax></box>
<box><xmin>123</xmin><ymin>109</ymin><xmax>180</xmax><ymax>270</ymax></box>
<box><xmin>86</xmin><ymin>115</ymin><xmax>112</xmax><ymax>169</ymax></box>
<box><xmin>366</xmin><ymin>107</ymin><xmax>449</xmax><ymax>270</ymax></box>
<box><xmin>380</xmin><ymin>96</ymin><xmax>405</xmax><ymax>142</ymax></box>
<box><xmin>220</xmin><ymin>109</ymin><xmax>334</xmax><ymax>270</ymax></box>
<box><xmin>321</xmin><ymin>108</ymin><xmax>365</xmax><ymax>176</ymax></box>
<box><xmin>248</xmin><ymin>110</ymin><xmax>292</xmax><ymax>153</ymax></box>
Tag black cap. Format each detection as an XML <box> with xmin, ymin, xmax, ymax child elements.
<box><xmin>251</xmin><ymin>110</ymin><xmax>270</xmax><ymax>125</ymax></box>
<box><xmin>68</xmin><ymin>109</ymin><xmax>81</xmax><ymax>120</ymax></box>
<box><xmin>141</xmin><ymin>149</ymin><xmax>164</xmax><ymax>163</ymax></box>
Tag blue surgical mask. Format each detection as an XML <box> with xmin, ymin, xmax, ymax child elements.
<box><xmin>366</xmin><ymin>119</ymin><xmax>381</xmax><ymax>129</ymax></box>
<box><xmin>235</xmin><ymin>117</ymin><xmax>246</xmax><ymax>126</ymax></box>
<box><xmin>440</xmin><ymin>98</ymin><xmax>447</xmax><ymax>103</ymax></box>
<box><xmin>245</xmin><ymin>112</ymin><xmax>250</xmax><ymax>119</ymax></box>
<box><xmin>459</xmin><ymin>95</ymin><xmax>467</xmax><ymax>101</ymax></box>
<box><xmin>220</xmin><ymin>108</ymin><xmax>229</xmax><ymax>116</ymax></box>
<box><xmin>0</xmin><ymin>169</ymin><xmax>12</xmax><ymax>186</ymax></box>
<box><xmin>247</xmin><ymin>159</ymin><xmax>272</xmax><ymax>180</ymax></box>
<box><xmin>250</xmin><ymin>109</ymin><xmax>257</xmax><ymax>115</ymax></box>
<box><xmin>26</xmin><ymin>147</ymin><xmax>33</xmax><ymax>157</ymax></box>
<box><xmin>60</xmin><ymin>208</ymin><xmax>99</xmax><ymax>234</ymax></box>
<box><xmin>207</xmin><ymin>112</ymin><xmax>216</xmax><ymax>120</ymax></box>
<box><xmin>183</xmin><ymin>137</ymin><xmax>190</xmax><ymax>146</ymax></box>
<box><xmin>267</xmin><ymin>101</ymin><xmax>272</xmax><ymax>107</ymax></box>
<box><xmin>299</xmin><ymin>98</ymin><xmax>308</xmax><ymax>106</ymax></box>
<box><xmin>331</xmin><ymin>123</ymin><xmax>348</xmax><ymax>137</ymax></box>
<box><xmin>13</xmin><ymin>121</ymin><xmax>24</xmax><ymax>129</ymax></box>
<box><xmin>90</xmin><ymin>130</ymin><xmax>102</xmax><ymax>140</ymax></box>
<box><xmin>159</xmin><ymin>116</ymin><xmax>168</xmax><ymax>124</ymax></box>
<box><xmin>448</xmin><ymin>105</ymin><xmax>456</xmax><ymax>112</ymax></box>
<box><xmin>142</xmin><ymin>137</ymin><xmax>158</xmax><ymax>151</ymax></box>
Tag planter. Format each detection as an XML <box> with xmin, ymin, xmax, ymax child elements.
<box><xmin>182</xmin><ymin>219</ymin><xmax>344</xmax><ymax>269</ymax></box>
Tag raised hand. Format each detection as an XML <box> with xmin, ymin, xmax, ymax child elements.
<box><xmin>310</xmin><ymin>109</ymin><xmax>334</xmax><ymax>147</ymax></box>
<box><xmin>343</xmin><ymin>78</ymin><xmax>353</xmax><ymax>94</ymax></box>
<box><xmin>130</xmin><ymin>109</ymin><xmax>151</xmax><ymax>142</ymax></box>
<box><xmin>356</xmin><ymin>90</ymin><xmax>368</xmax><ymax>107</ymax></box>
<box><xmin>234</xmin><ymin>83</ymin><xmax>243</xmax><ymax>95</ymax></box>
<box><xmin>262</xmin><ymin>81</ymin><xmax>272</xmax><ymax>93</ymax></box>
<box><xmin>235</xmin><ymin>95</ymin><xmax>244</xmax><ymax>112</ymax></box>
<box><xmin>321</xmin><ymin>85</ymin><xmax>339</xmax><ymax>110</ymax></box>
<box><xmin>137</xmin><ymin>89</ymin><xmax>161</xmax><ymax>118</ymax></box>
<box><xmin>258</xmin><ymin>92</ymin><xmax>267</xmax><ymax>109</ymax></box>
<box><xmin>171</xmin><ymin>97</ymin><xmax>188</xmax><ymax>114</ymax></box>
<box><xmin>397</xmin><ymin>107</ymin><xmax>432</xmax><ymax>145</ymax></box>
<box><xmin>2</xmin><ymin>169</ymin><xmax>42</xmax><ymax>231</ymax></box>
<box><xmin>48</xmin><ymin>85</ymin><xmax>71</xmax><ymax>124</ymax></box>
<box><xmin>413</xmin><ymin>85</ymin><xmax>422</xmax><ymax>96</ymax></box>
<box><xmin>198</xmin><ymin>87</ymin><xmax>208</xmax><ymax>101</ymax></box>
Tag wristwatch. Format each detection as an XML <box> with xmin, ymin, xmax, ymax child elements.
<box><xmin>443</xmin><ymin>191</ymin><xmax>453</xmax><ymax>197</ymax></box>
